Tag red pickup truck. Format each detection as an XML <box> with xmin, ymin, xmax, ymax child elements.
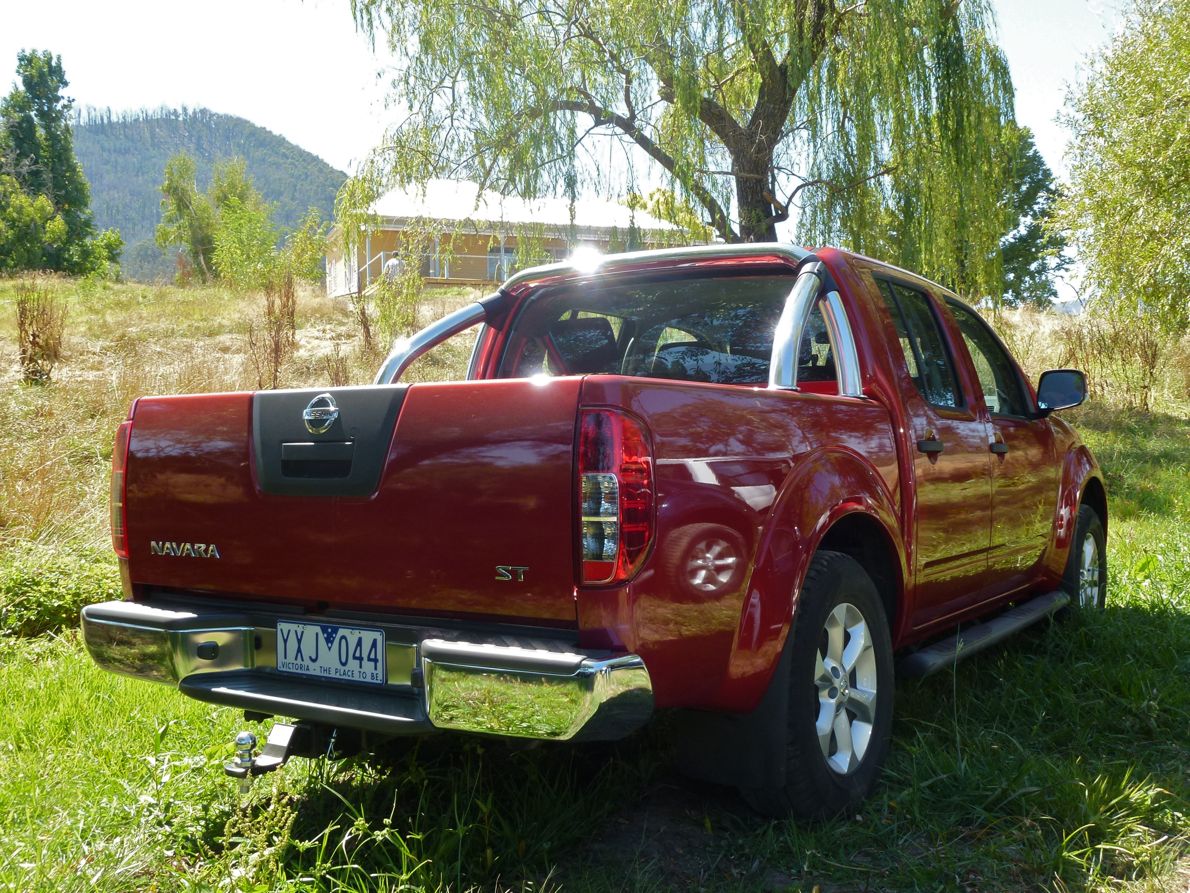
<box><xmin>82</xmin><ymin>244</ymin><xmax>1106</xmax><ymax>817</ymax></box>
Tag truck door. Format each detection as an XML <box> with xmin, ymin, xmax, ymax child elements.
<box><xmin>873</xmin><ymin>279</ymin><xmax>994</xmax><ymax>626</ymax></box>
<box><xmin>945</xmin><ymin>299</ymin><xmax>1058</xmax><ymax>590</ymax></box>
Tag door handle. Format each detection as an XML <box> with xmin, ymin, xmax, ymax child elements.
<box><xmin>916</xmin><ymin>436</ymin><xmax>945</xmax><ymax>454</ymax></box>
<box><xmin>990</xmin><ymin>442</ymin><xmax>1009</xmax><ymax>455</ymax></box>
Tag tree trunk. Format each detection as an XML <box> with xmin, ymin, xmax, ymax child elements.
<box><xmin>734</xmin><ymin>156</ymin><xmax>779</xmax><ymax>242</ymax></box>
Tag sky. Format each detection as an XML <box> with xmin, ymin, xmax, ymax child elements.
<box><xmin>1</xmin><ymin>0</ymin><xmax>1127</xmax><ymax>178</ymax></box>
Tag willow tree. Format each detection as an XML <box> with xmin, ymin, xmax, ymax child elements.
<box><xmin>350</xmin><ymin>0</ymin><xmax>1014</xmax><ymax>295</ymax></box>
<box><xmin>1057</xmin><ymin>0</ymin><xmax>1188</xmax><ymax>333</ymax></box>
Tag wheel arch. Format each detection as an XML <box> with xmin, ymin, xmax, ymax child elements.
<box><xmin>1081</xmin><ymin>474</ymin><xmax>1108</xmax><ymax>536</ymax></box>
<box><xmin>717</xmin><ymin>445</ymin><xmax>905</xmax><ymax>711</ymax></box>
<box><xmin>816</xmin><ymin>511</ymin><xmax>904</xmax><ymax>641</ymax></box>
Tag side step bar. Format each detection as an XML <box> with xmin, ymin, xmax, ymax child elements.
<box><xmin>899</xmin><ymin>590</ymin><xmax>1070</xmax><ymax>677</ymax></box>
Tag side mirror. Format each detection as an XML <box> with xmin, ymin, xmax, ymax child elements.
<box><xmin>1036</xmin><ymin>369</ymin><xmax>1087</xmax><ymax>414</ymax></box>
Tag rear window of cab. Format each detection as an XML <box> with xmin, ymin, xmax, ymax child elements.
<box><xmin>497</xmin><ymin>272</ymin><xmax>839</xmax><ymax>389</ymax></box>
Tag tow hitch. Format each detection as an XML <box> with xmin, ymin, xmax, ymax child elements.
<box><xmin>224</xmin><ymin>721</ymin><xmax>358</xmax><ymax>792</ymax></box>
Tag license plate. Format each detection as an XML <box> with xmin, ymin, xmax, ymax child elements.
<box><xmin>276</xmin><ymin>620</ymin><xmax>386</xmax><ymax>685</ymax></box>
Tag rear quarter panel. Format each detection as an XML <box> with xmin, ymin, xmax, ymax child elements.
<box><xmin>576</xmin><ymin>376</ymin><xmax>902</xmax><ymax>711</ymax></box>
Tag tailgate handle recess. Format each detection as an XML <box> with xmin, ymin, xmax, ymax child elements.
<box><xmin>280</xmin><ymin>441</ymin><xmax>354</xmax><ymax>479</ymax></box>
<box><xmin>281</xmin><ymin>442</ymin><xmax>355</xmax><ymax>462</ymax></box>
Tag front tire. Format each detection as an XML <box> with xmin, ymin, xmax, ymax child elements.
<box><xmin>1063</xmin><ymin>504</ymin><xmax>1107</xmax><ymax>611</ymax></box>
<box><xmin>743</xmin><ymin>551</ymin><xmax>894</xmax><ymax>819</ymax></box>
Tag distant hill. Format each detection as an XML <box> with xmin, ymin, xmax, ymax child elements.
<box><xmin>73</xmin><ymin>107</ymin><xmax>347</xmax><ymax>281</ymax></box>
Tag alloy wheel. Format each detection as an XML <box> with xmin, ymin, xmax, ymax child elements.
<box><xmin>814</xmin><ymin>602</ymin><xmax>878</xmax><ymax>775</ymax></box>
<box><xmin>1079</xmin><ymin>531</ymin><xmax>1102</xmax><ymax>608</ymax></box>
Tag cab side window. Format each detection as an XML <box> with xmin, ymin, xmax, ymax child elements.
<box><xmin>797</xmin><ymin>299</ymin><xmax>837</xmax><ymax>383</ymax></box>
<box><xmin>875</xmin><ymin>280</ymin><xmax>961</xmax><ymax>409</ymax></box>
<box><xmin>947</xmin><ymin>299</ymin><xmax>1030</xmax><ymax>417</ymax></box>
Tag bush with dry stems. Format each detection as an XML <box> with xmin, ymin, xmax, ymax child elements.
<box><xmin>14</xmin><ymin>280</ymin><xmax>67</xmax><ymax>384</ymax></box>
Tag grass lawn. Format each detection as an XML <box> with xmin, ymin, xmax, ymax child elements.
<box><xmin>0</xmin><ymin>279</ymin><xmax>1186</xmax><ymax>891</ymax></box>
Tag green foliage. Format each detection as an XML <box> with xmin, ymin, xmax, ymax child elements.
<box><xmin>999</xmin><ymin>124</ymin><xmax>1069</xmax><ymax>308</ymax></box>
<box><xmin>282</xmin><ymin>207</ymin><xmax>331</xmax><ymax>283</ymax></box>
<box><xmin>212</xmin><ymin>196</ymin><xmax>278</xmax><ymax>291</ymax></box>
<box><xmin>160</xmin><ymin>153</ymin><xmax>329</xmax><ymax>291</ymax></box>
<box><xmin>0</xmin><ymin>50</ymin><xmax>117</xmax><ymax>276</ymax></box>
<box><xmin>350</xmin><ymin>0</ymin><xmax>1014</xmax><ymax>295</ymax></box>
<box><xmin>74</xmin><ymin>106</ymin><xmax>346</xmax><ymax>281</ymax></box>
<box><xmin>0</xmin><ymin>544</ymin><xmax>121</xmax><ymax>637</ymax></box>
<box><xmin>0</xmin><ymin>173</ymin><xmax>62</xmax><ymax>270</ymax></box>
<box><xmin>373</xmin><ymin>219</ymin><xmax>435</xmax><ymax>342</ymax></box>
<box><xmin>635</xmin><ymin>188</ymin><xmax>714</xmax><ymax>243</ymax></box>
<box><xmin>155</xmin><ymin>152</ymin><xmax>218</xmax><ymax>280</ymax></box>
<box><xmin>1057</xmin><ymin>0</ymin><xmax>1189</xmax><ymax>334</ymax></box>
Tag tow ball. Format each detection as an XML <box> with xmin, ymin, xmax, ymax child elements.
<box><xmin>223</xmin><ymin>723</ymin><xmax>301</xmax><ymax>794</ymax></box>
<box><xmin>223</xmin><ymin>721</ymin><xmax>358</xmax><ymax>793</ymax></box>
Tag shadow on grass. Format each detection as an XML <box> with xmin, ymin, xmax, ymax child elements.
<box><xmin>224</xmin><ymin>733</ymin><xmax>661</xmax><ymax>891</ymax></box>
<box><xmin>216</xmin><ymin>599</ymin><xmax>1185</xmax><ymax>893</ymax></box>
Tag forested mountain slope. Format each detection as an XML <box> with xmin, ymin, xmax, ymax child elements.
<box><xmin>74</xmin><ymin>107</ymin><xmax>346</xmax><ymax>280</ymax></box>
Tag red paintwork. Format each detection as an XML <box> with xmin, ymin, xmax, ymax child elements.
<box><xmin>119</xmin><ymin>246</ymin><xmax>1105</xmax><ymax>716</ymax></box>
<box><xmin>126</xmin><ymin>379</ymin><xmax>585</xmax><ymax>623</ymax></box>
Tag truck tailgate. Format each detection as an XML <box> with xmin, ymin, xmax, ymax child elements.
<box><xmin>123</xmin><ymin>379</ymin><xmax>583</xmax><ymax>624</ymax></box>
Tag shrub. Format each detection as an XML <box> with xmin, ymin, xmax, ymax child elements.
<box><xmin>350</xmin><ymin>289</ymin><xmax>377</xmax><ymax>355</ymax></box>
<box><xmin>320</xmin><ymin>343</ymin><xmax>352</xmax><ymax>387</ymax></box>
<box><xmin>14</xmin><ymin>279</ymin><xmax>67</xmax><ymax>383</ymax></box>
<box><xmin>246</xmin><ymin>272</ymin><xmax>297</xmax><ymax>389</ymax></box>
<box><xmin>0</xmin><ymin>543</ymin><xmax>121</xmax><ymax>637</ymax></box>
<box><xmin>993</xmin><ymin>306</ymin><xmax>1180</xmax><ymax>411</ymax></box>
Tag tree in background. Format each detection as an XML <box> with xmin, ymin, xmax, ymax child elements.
<box><xmin>0</xmin><ymin>174</ymin><xmax>63</xmax><ymax>271</ymax></box>
<box><xmin>155</xmin><ymin>153</ymin><xmax>217</xmax><ymax>279</ymax></box>
<box><xmin>1056</xmin><ymin>0</ymin><xmax>1188</xmax><ymax>334</ymax></box>
<box><xmin>351</xmin><ymin>0</ymin><xmax>1014</xmax><ymax>296</ymax></box>
<box><xmin>158</xmin><ymin>152</ymin><xmax>327</xmax><ymax>288</ymax></box>
<box><xmin>0</xmin><ymin>50</ymin><xmax>120</xmax><ymax>275</ymax></box>
<box><xmin>212</xmin><ymin>197</ymin><xmax>277</xmax><ymax>291</ymax></box>
<box><xmin>999</xmin><ymin>124</ymin><xmax>1068</xmax><ymax>308</ymax></box>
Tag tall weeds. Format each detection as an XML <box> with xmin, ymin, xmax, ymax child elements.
<box><xmin>14</xmin><ymin>280</ymin><xmax>67</xmax><ymax>384</ymax></box>
<box><xmin>247</xmin><ymin>273</ymin><xmax>297</xmax><ymax>390</ymax></box>
<box><xmin>994</xmin><ymin>307</ymin><xmax>1184</xmax><ymax>411</ymax></box>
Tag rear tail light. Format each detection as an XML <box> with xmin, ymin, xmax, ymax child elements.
<box><xmin>110</xmin><ymin>419</ymin><xmax>133</xmax><ymax>559</ymax></box>
<box><xmin>578</xmin><ymin>409</ymin><xmax>654</xmax><ymax>584</ymax></box>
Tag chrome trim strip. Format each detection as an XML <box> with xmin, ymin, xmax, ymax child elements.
<box><xmin>769</xmin><ymin>262</ymin><xmax>824</xmax><ymax>390</ymax></box>
<box><xmin>821</xmin><ymin>290</ymin><xmax>863</xmax><ymax>397</ymax></box>
<box><xmin>373</xmin><ymin>301</ymin><xmax>488</xmax><ymax>385</ymax></box>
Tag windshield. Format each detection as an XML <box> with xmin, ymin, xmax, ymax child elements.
<box><xmin>497</xmin><ymin>272</ymin><xmax>833</xmax><ymax>386</ymax></box>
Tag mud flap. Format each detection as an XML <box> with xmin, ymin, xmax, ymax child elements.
<box><xmin>670</xmin><ymin>635</ymin><xmax>792</xmax><ymax>790</ymax></box>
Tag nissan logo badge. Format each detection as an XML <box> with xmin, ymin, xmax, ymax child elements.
<box><xmin>302</xmin><ymin>393</ymin><xmax>339</xmax><ymax>434</ymax></box>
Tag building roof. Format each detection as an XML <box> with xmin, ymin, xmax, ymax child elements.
<box><xmin>369</xmin><ymin>179</ymin><xmax>678</xmax><ymax>234</ymax></box>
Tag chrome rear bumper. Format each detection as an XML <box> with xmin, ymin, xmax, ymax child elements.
<box><xmin>80</xmin><ymin>600</ymin><xmax>652</xmax><ymax>742</ymax></box>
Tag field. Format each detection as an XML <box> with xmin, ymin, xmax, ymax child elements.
<box><xmin>0</xmin><ymin>278</ymin><xmax>1186</xmax><ymax>892</ymax></box>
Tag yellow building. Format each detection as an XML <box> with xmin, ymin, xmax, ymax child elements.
<box><xmin>324</xmin><ymin>179</ymin><xmax>687</xmax><ymax>297</ymax></box>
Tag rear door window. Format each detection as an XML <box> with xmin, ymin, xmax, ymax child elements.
<box><xmin>875</xmin><ymin>279</ymin><xmax>962</xmax><ymax>409</ymax></box>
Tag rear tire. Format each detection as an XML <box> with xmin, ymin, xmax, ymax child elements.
<box><xmin>1062</xmin><ymin>505</ymin><xmax>1106</xmax><ymax>611</ymax></box>
<box><xmin>742</xmin><ymin>551</ymin><xmax>894</xmax><ymax>819</ymax></box>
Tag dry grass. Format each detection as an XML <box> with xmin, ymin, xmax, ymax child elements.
<box><xmin>992</xmin><ymin>307</ymin><xmax>1189</xmax><ymax>411</ymax></box>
